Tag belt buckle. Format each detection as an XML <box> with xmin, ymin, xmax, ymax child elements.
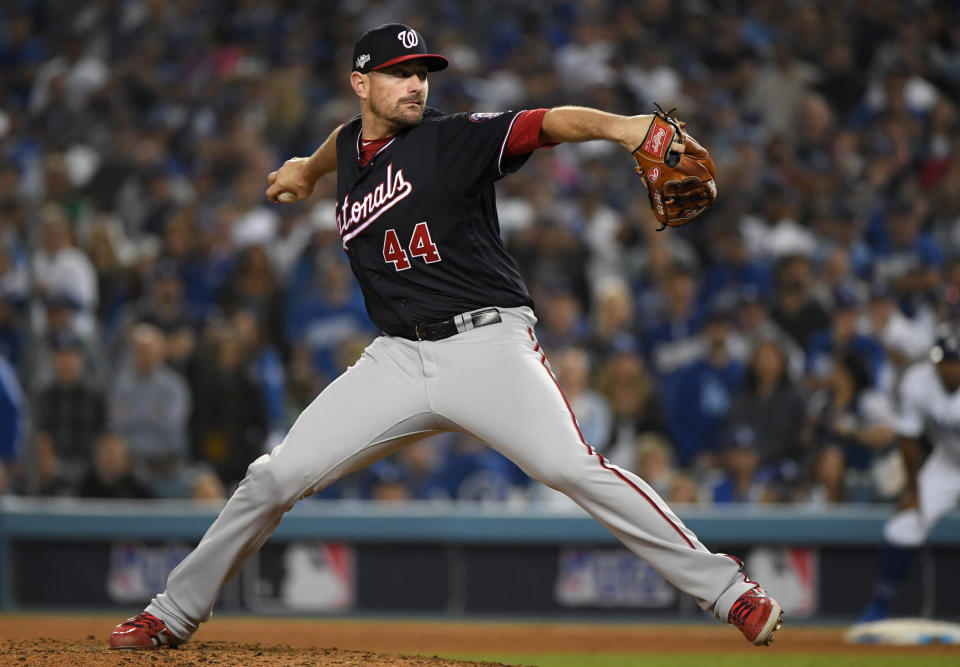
<box><xmin>414</xmin><ymin>325</ymin><xmax>424</xmax><ymax>341</ymax></box>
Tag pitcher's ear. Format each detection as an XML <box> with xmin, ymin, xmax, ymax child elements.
<box><xmin>350</xmin><ymin>71</ymin><xmax>368</xmax><ymax>99</ymax></box>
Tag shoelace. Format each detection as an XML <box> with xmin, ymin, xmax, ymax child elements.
<box><xmin>729</xmin><ymin>592</ymin><xmax>763</xmax><ymax>626</ymax></box>
<box><xmin>122</xmin><ymin>614</ymin><xmax>164</xmax><ymax>632</ymax></box>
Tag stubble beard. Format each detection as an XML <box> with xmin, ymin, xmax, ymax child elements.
<box><xmin>370</xmin><ymin>92</ymin><xmax>424</xmax><ymax>129</ymax></box>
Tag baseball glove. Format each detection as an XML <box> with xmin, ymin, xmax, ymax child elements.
<box><xmin>632</xmin><ymin>106</ymin><xmax>717</xmax><ymax>230</ymax></box>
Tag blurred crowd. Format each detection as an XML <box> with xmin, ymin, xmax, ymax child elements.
<box><xmin>1</xmin><ymin>0</ymin><xmax>959</xmax><ymax>507</ymax></box>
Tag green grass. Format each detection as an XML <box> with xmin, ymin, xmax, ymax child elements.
<box><xmin>446</xmin><ymin>654</ymin><xmax>960</xmax><ymax>666</ymax></box>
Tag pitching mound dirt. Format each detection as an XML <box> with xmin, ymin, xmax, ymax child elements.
<box><xmin>1</xmin><ymin>636</ymin><xmax>514</xmax><ymax>667</ymax></box>
<box><xmin>2</xmin><ymin>614</ymin><xmax>959</xmax><ymax>665</ymax></box>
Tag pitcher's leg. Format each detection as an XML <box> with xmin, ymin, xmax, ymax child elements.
<box><xmin>145</xmin><ymin>338</ymin><xmax>437</xmax><ymax>641</ymax></box>
<box><xmin>429</xmin><ymin>312</ymin><xmax>755</xmax><ymax>621</ymax></box>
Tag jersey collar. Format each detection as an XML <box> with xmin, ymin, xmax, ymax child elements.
<box><xmin>356</xmin><ymin>130</ymin><xmax>397</xmax><ymax>164</ymax></box>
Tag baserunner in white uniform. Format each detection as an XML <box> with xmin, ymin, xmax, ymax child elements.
<box><xmin>109</xmin><ymin>23</ymin><xmax>782</xmax><ymax>650</ymax></box>
<box><xmin>860</xmin><ymin>323</ymin><xmax>960</xmax><ymax>621</ymax></box>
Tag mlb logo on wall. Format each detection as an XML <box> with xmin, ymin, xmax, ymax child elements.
<box><xmin>107</xmin><ymin>542</ymin><xmax>193</xmax><ymax>603</ymax></box>
<box><xmin>246</xmin><ymin>542</ymin><xmax>355</xmax><ymax>612</ymax></box>
<box><xmin>745</xmin><ymin>547</ymin><xmax>818</xmax><ymax>617</ymax></box>
<box><xmin>555</xmin><ymin>547</ymin><xmax>677</xmax><ymax>608</ymax></box>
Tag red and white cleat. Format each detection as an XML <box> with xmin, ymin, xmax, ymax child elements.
<box><xmin>728</xmin><ymin>586</ymin><xmax>783</xmax><ymax>646</ymax></box>
<box><xmin>109</xmin><ymin>612</ymin><xmax>182</xmax><ymax>649</ymax></box>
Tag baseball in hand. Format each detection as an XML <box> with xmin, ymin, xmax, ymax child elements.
<box><xmin>277</xmin><ymin>192</ymin><xmax>297</xmax><ymax>203</ymax></box>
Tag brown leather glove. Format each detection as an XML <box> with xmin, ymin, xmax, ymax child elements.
<box><xmin>632</xmin><ymin>107</ymin><xmax>718</xmax><ymax>230</ymax></box>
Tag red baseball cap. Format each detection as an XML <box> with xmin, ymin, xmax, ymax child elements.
<box><xmin>352</xmin><ymin>24</ymin><xmax>449</xmax><ymax>74</ymax></box>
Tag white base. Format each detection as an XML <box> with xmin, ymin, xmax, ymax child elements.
<box><xmin>845</xmin><ymin>618</ymin><xmax>960</xmax><ymax>645</ymax></box>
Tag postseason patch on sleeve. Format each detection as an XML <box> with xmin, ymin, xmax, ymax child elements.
<box><xmin>468</xmin><ymin>111</ymin><xmax>505</xmax><ymax>122</ymax></box>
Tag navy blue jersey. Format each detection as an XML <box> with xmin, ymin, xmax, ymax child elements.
<box><xmin>334</xmin><ymin>107</ymin><xmax>535</xmax><ymax>336</ymax></box>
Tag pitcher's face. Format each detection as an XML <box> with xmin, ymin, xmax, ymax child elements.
<box><xmin>367</xmin><ymin>62</ymin><xmax>429</xmax><ymax>129</ymax></box>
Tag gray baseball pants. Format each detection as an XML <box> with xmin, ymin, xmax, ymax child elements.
<box><xmin>147</xmin><ymin>306</ymin><xmax>755</xmax><ymax>639</ymax></box>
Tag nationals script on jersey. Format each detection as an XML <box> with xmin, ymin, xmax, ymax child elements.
<box><xmin>897</xmin><ymin>361</ymin><xmax>960</xmax><ymax>463</ymax></box>
<box><xmin>335</xmin><ymin>107</ymin><xmax>535</xmax><ymax>337</ymax></box>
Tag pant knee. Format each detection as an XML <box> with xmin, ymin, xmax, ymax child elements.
<box><xmin>242</xmin><ymin>454</ymin><xmax>301</xmax><ymax>510</ymax></box>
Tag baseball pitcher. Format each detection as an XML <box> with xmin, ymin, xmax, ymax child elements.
<box><xmin>110</xmin><ymin>23</ymin><xmax>780</xmax><ymax>649</ymax></box>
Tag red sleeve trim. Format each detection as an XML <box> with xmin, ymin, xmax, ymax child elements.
<box><xmin>503</xmin><ymin>108</ymin><xmax>557</xmax><ymax>159</ymax></box>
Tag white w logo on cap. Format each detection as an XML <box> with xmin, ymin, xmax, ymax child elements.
<box><xmin>397</xmin><ymin>30</ymin><xmax>419</xmax><ymax>49</ymax></box>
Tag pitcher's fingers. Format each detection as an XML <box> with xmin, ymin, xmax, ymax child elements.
<box><xmin>266</xmin><ymin>183</ymin><xmax>283</xmax><ymax>202</ymax></box>
<box><xmin>268</xmin><ymin>171</ymin><xmax>278</xmax><ymax>185</ymax></box>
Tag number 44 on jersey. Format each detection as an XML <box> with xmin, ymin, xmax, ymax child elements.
<box><xmin>383</xmin><ymin>222</ymin><xmax>441</xmax><ymax>271</ymax></box>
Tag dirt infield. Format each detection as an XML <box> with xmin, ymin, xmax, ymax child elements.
<box><xmin>1</xmin><ymin>614</ymin><xmax>958</xmax><ymax>666</ymax></box>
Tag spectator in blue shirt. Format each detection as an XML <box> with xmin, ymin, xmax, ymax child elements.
<box><xmin>0</xmin><ymin>353</ymin><xmax>23</xmax><ymax>463</ymax></box>
<box><xmin>418</xmin><ymin>434</ymin><xmax>515</xmax><ymax>502</ymax></box>
<box><xmin>662</xmin><ymin>308</ymin><xmax>745</xmax><ymax>469</ymax></box>
<box><xmin>0</xmin><ymin>12</ymin><xmax>48</xmax><ymax>108</ymax></box>
<box><xmin>177</xmin><ymin>206</ymin><xmax>237</xmax><ymax>322</ymax></box>
<box><xmin>870</xmin><ymin>199</ymin><xmax>943</xmax><ymax>316</ymax></box>
<box><xmin>536</xmin><ymin>286</ymin><xmax>588</xmax><ymax>352</ymax></box>
<box><xmin>0</xmin><ymin>289</ymin><xmax>22</xmax><ymax>375</ymax></box>
<box><xmin>709</xmin><ymin>423</ymin><xmax>772</xmax><ymax>504</ymax></box>
<box><xmin>285</xmin><ymin>253</ymin><xmax>372</xmax><ymax>382</ymax></box>
<box><xmin>642</xmin><ymin>264</ymin><xmax>704</xmax><ymax>377</ymax></box>
<box><xmin>363</xmin><ymin>459</ymin><xmax>413</xmax><ymax>502</ymax></box>
<box><xmin>701</xmin><ymin>225</ymin><xmax>772</xmax><ymax>305</ymax></box>
<box><xmin>805</xmin><ymin>287</ymin><xmax>886</xmax><ymax>388</ymax></box>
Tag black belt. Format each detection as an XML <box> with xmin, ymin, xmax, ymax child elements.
<box><xmin>401</xmin><ymin>308</ymin><xmax>502</xmax><ymax>341</ymax></box>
